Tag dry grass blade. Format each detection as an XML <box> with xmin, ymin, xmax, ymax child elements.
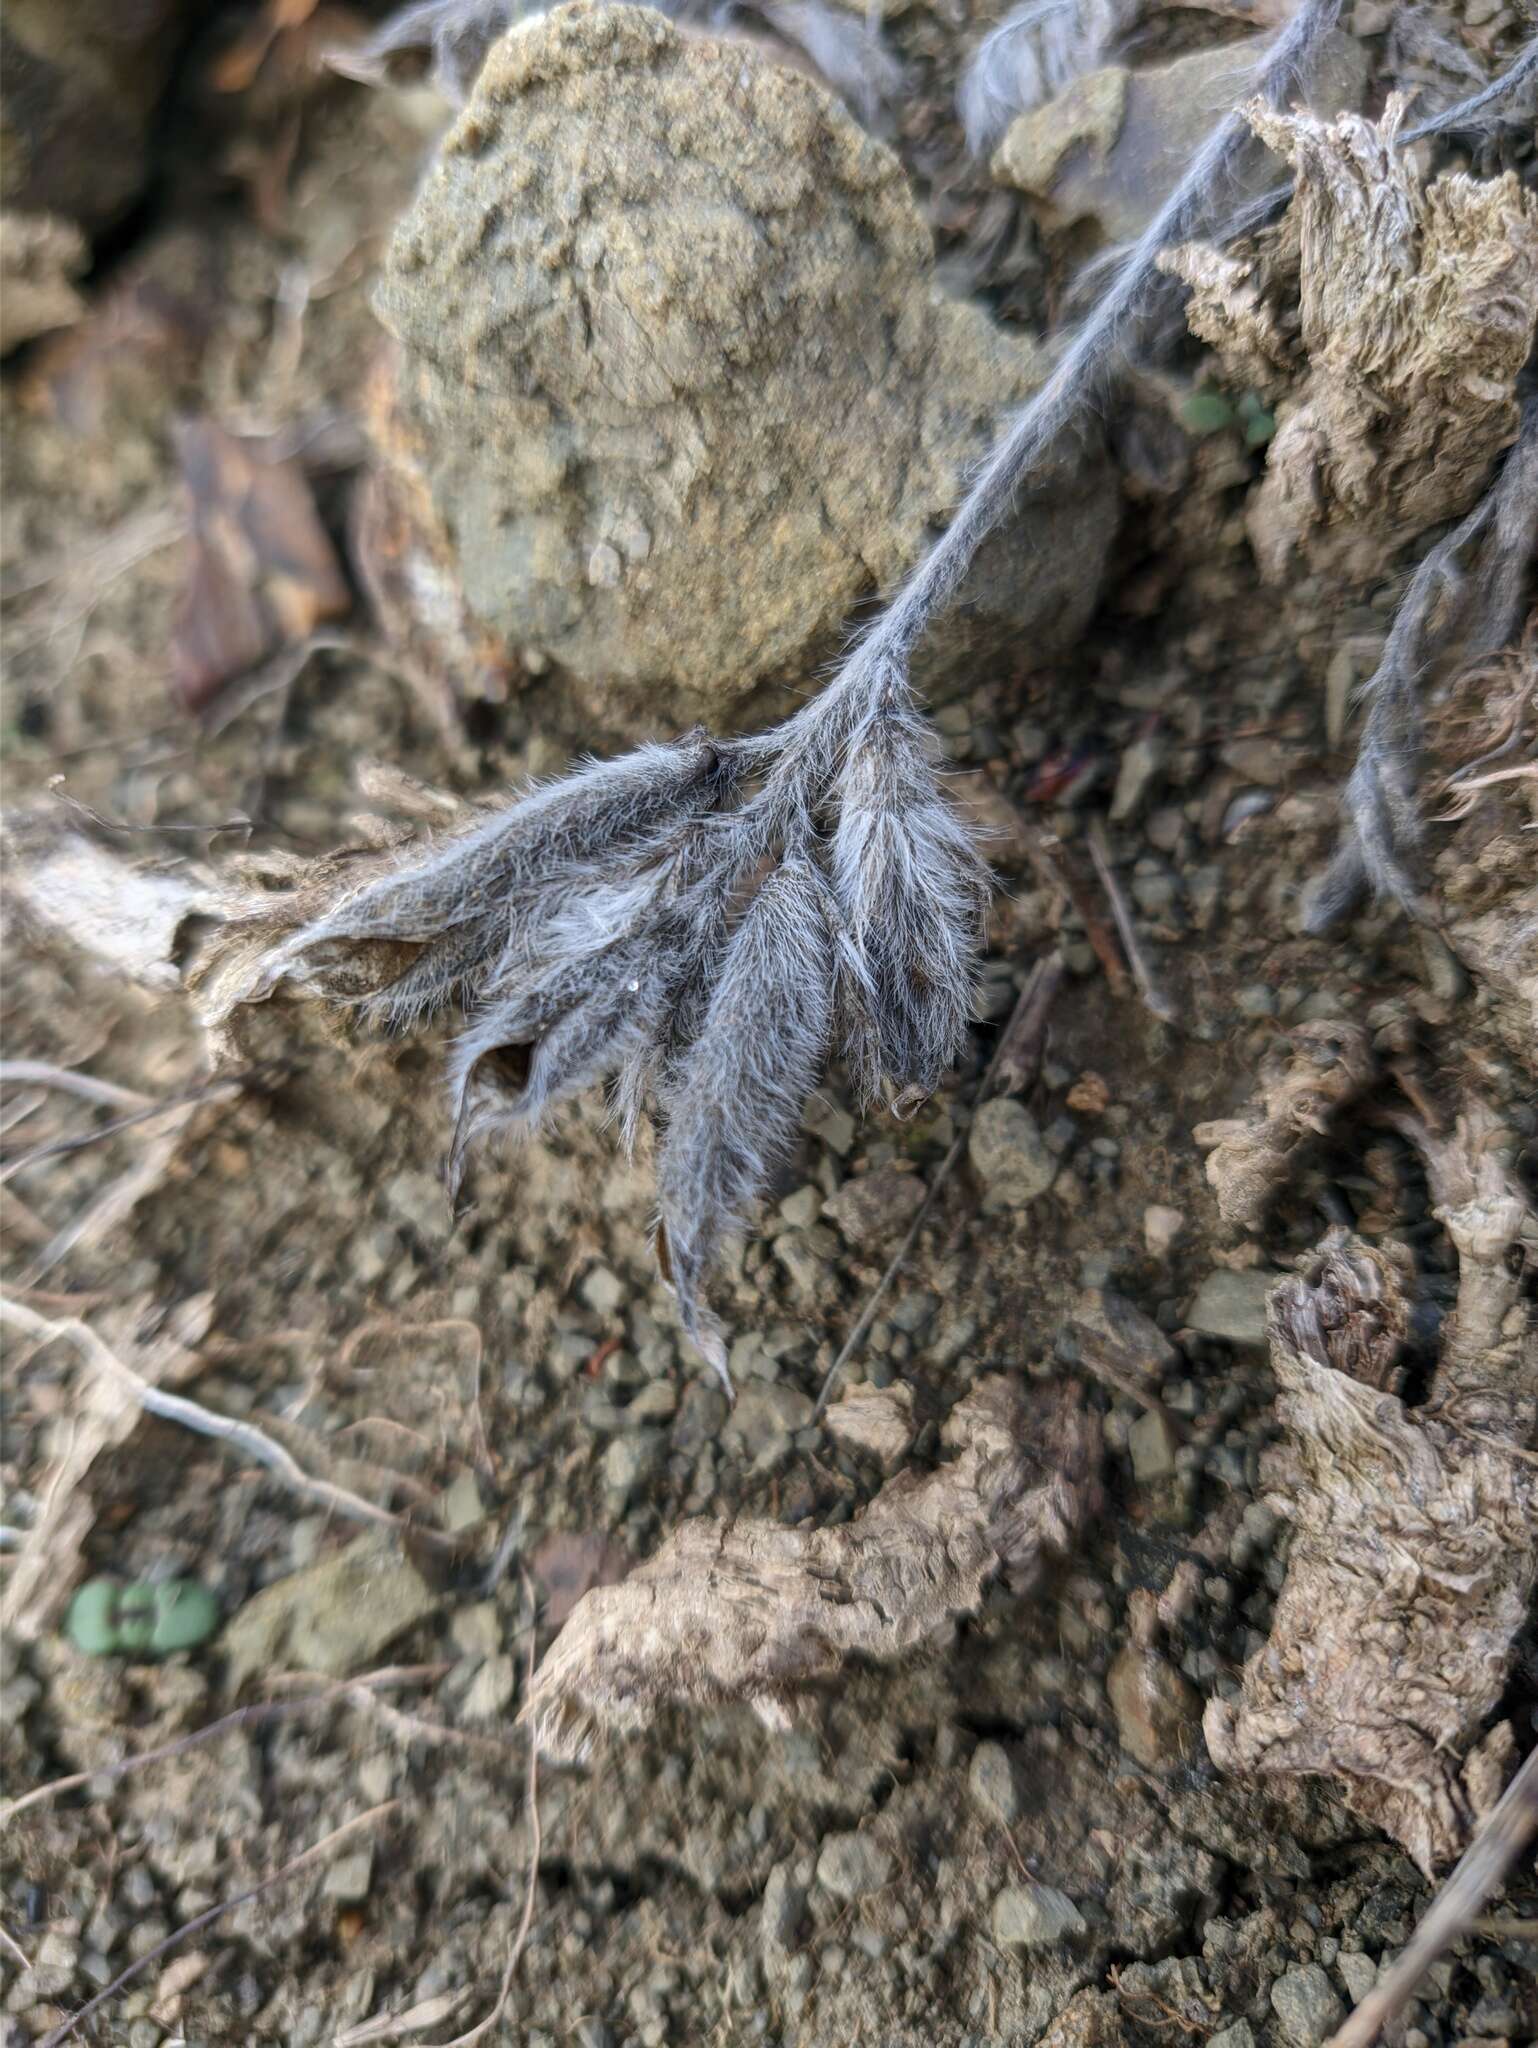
<box><xmin>0</xmin><ymin>1300</ymin><xmax>459</xmax><ymax>1553</ymax></box>
<box><xmin>1323</xmin><ymin>1745</ymin><xmax>1538</xmax><ymax>2048</ymax></box>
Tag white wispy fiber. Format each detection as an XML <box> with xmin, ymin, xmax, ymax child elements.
<box><xmin>957</xmin><ymin>0</ymin><xmax>1127</xmax><ymax>157</ymax></box>
<box><xmin>328</xmin><ymin>0</ymin><xmax>903</xmax><ymax>128</ymax></box>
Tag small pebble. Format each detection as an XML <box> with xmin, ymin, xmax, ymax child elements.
<box><xmin>1271</xmin><ymin>1963</ymin><xmax>1347</xmax><ymax>2047</ymax></box>
<box><xmin>967</xmin><ymin>1741</ymin><xmax>1022</xmax><ymax>1827</ymax></box>
<box><xmin>815</xmin><ymin>1833</ymin><xmax>893</xmax><ymax>1901</ymax></box>
<box><xmin>990</xmin><ymin>1883</ymin><xmax>1085</xmax><ymax>1949</ymax></box>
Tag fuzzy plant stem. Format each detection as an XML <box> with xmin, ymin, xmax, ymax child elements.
<box><xmin>1306</xmin><ymin>405</ymin><xmax>1538</xmax><ymax>931</ymax></box>
<box><xmin>849</xmin><ymin>0</ymin><xmax>1345</xmax><ymax>682</ymax></box>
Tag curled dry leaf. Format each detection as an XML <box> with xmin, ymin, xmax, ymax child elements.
<box><xmin>1162</xmin><ymin>94</ymin><xmax>1538</xmax><ymax>582</ymax></box>
<box><xmin>173</xmin><ymin>419</ymin><xmax>351</xmax><ymax>711</ymax></box>
<box><xmin>1205</xmin><ymin>1106</ymin><xmax>1537</xmax><ymax>1874</ymax></box>
<box><xmin>1192</xmin><ymin>1018</ymin><xmax>1374</xmax><ymax>1231</ymax></box>
<box><xmin>518</xmin><ymin>1378</ymin><xmax>1098</xmax><ymax>1760</ymax></box>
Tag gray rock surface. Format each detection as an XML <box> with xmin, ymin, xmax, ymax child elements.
<box><xmin>220</xmin><ymin>1533</ymin><xmax>439</xmax><ymax>1687</ymax></box>
<box><xmin>815</xmin><ymin>1831</ymin><xmax>894</xmax><ymax>1900</ymax></box>
<box><xmin>970</xmin><ymin>1098</ymin><xmax>1057</xmax><ymax>1208</ymax></box>
<box><xmin>373</xmin><ymin>5</ymin><xmax>1118</xmax><ymax>724</ymax></box>
<box><xmin>1186</xmin><ymin>1268</ymin><xmax>1279</xmax><ymax>1346</ymax></box>
<box><xmin>1270</xmin><ymin>1963</ymin><xmax>1348</xmax><ymax>2047</ymax></box>
<box><xmin>990</xmin><ymin>1882</ymin><xmax>1086</xmax><ymax>1949</ymax></box>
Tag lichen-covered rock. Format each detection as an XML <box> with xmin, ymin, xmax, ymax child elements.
<box><xmin>1162</xmin><ymin>95</ymin><xmax>1538</xmax><ymax>584</ymax></box>
<box><xmin>371</xmin><ymin>2</ymin><xmax>1117</xmax><ymax>723</ymax></box>
<box><xmin>1</xmin><ymin>0</ymin><xmax>190</xmax><ymax>234</ymax></box>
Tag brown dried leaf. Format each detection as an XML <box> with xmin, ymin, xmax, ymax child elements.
<box><xmin>1205</xmin><ymin>1111</ymin><xmax>1537</xmax><ymax>1873</ymax></box>
<box><xmin>519</xmin><ymin>1378</ymin><xmax>1098</xmax><ymax>1759</ymax></box>
<box><xmin>173</xmin><ymin>419</ymin><xmax>351</xmax><ymax>711</ymax></box>
<box><xmin>529</xmin><ymin>1530</ymin><xmax>632</xmax><ymax>1629</ymax></box>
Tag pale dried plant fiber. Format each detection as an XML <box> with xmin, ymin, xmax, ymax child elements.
<box><xmin>1306</xmin><ymin>408</ymin><xmax>1538</xmax><ymax>930</ymax></box>
<box><xmin>1163</xmin><ymin>96</ymin><xmax>1538</xmax><ymax>585</ymax></box>
<box><xmin>1206</xmin><ymin>1106</ymin><xmax>1538</xmax><ymax>1875</ymax></box>
<box><xmin>520</xmin><ymin>1379</ymin><xmax>1097</xmax><ymax>1759</ymax></box>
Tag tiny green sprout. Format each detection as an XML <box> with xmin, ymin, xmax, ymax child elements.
<box><xmin>1179</xmin><ymin>390</ymin><xmax>1235</xmax><ymax>437</ymax></box>
<box><xmin>1236</xmin><ymin>391</ymin><xmax>1276</xmax><ymax>448</ymax></box>
<box><xmin>65</xmin><ymin>1576</ymin><xmax>220</xmax><ymax>1659</ymax></box>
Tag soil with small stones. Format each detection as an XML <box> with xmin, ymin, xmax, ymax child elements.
<box><xmin>3</xmin><ymin>7</ymin><xmax>1536</xmax><ymax>2048</ymax></box>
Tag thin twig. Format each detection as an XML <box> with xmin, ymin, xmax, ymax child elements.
<box><xmin>1324</xmin><ymin>1746</ymin><xmax>1538</xmax><ymax>2048</ymax></box>
<box><xmin>0</xmin><ymin>1666</ymin><xmax>445</xmax><ymax>1828</ymax></box>
<box><xmin>21</xmin><ymin>1118</ymin><xmax>194</xmax><ymax>1283</ymax></box>
<box><xmin>0</xmin><ymin>1924</ymin><xmax>31</xmax><ymax>1972</ymax></box>
<box><xmin>0</xmin><ymin>1062</ymin><xmax>155</xmax><ymax>1115</ymax></box>
<box><xmin>1026</xmin><ymin>831</ymin><xmax>1131</xmax><ymax>999</ymax></box>
<box><xmin>814</xmin><ymin>956</ymin><xmax>1062</xmax><ymax>1417</ymax></box>
<box><xmin>0</xmin><ymin>1073</ymin><xmax>254</xmax><ymax>1183</ymax></box>
<box><xmin>1087</xmin><ymin>818</ymin><xmax>1177</xmax><ymax>1024</ymax></box>
<box><xmin>0</xmin><ymin>1300</ymin><xmax>459</xmax><ymax>1551</ymax></box>
<box><xmin>38</xmin><ymin>1802</ymin><xmax>398</xmax><ymax>2048</ymax></box>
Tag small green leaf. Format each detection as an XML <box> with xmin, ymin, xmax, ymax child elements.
<box><xmin>1179</xmin><ymin>391</ymin><xmax>1234</xmax><ymax>436</ymax></box>
<box><xmin>65</xmin><ymin>1578</ymin><xmax>121</xmax><ymax>1657</ymax></box>
<box><xmin>149</xmin><ymin>1581</ymin><xmax>221</xmax><ymax>1655</ymax></box>
<box><xmin>1243</xmin><ymin>410</ymin><xmax>1276</xmax><ymax>449</ymax></box>
<box><xmin>64</xmin><ymin>1576</ymin><xmax>221</xmax><ymax>1657</ymax></box>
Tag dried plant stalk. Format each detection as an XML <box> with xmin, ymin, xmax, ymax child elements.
<box><xmin>1193</xmin><ymin>1020</ymin><xmax>1374</xmax><ymax>1231</ymax></box>
<box><xmin>1205</xmin><ymin>1106</ymin><xmax>1537</xmax><ymax>1874</ymax></box>
<box><xmin>520</xmin><ymin>1378</ymin><xmax>1097</xmax><ymax>1759</ymax></box>
<box><xmin>1162</xmin><ymin>94</ymin><xmax>1538</xmax><ymax>583</ymax></box>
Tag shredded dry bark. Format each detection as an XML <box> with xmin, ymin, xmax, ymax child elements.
<box><xmin>1205</xmin><ymin>1104</ymin><xmax>1537</xmax><ymax>1875</ymax></box>
<box><xmin>1192</xmin><ymin>1019</ymin><xmax>1374</xmax><ymax>1232</ymax></box>
<box><xmin>520</xmin><ymin>1377</ymin><xmax>1097</xmax><ymax>1759</ymax></box>
<box><xmin>1161</xmin><ymin>93</ymin><xmax>1538</xmax><ymax>582</ymax></box>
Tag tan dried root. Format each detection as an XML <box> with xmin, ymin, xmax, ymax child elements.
<box><xmin>1192</xmin><ymin>1019</ymin><xmax>1374</xmax><ymax>1231</ymax></box>
<box><xmin>1162</xmin><ymin>94</ymin><xmax>1538</xmax><ymax>582</ymax></box>
<box><xmin>520</xmin><ymin>1378</ymin><xmax>1097</xmax><ymax>1760</ymax></box>
<box><xmin>1204</xmin><ymin>1106</ymin><xmax>1537</xmax><ymax>1875</ymax></box>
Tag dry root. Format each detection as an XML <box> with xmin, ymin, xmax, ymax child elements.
<box><xmin>1192</xmin><ymin>1018</ymin><xmax>1374</xmax><ymax>1232</ymax></box>
<box><xmin>520</xmin><ymin>1378</ymin><xmax>1097</xmax><ymax>1759</ymax></box>
<box><xmin>1162</xmin><ymin>94</ymin><xmax>1538</xmax><ymax>582</ymax></box>
<box><xmin>1205</xmin><ymin>1104</ymin><xmax>1537</xmax><ymax>1874</ymax></box>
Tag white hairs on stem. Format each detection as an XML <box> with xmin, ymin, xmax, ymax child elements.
<box><xmin>1305</xmin><ymin>407</ymin><xmax>1538</xmax><ymax>933</ymax></box>
<box><xmin>833</xmin><ymin>697</ymin><xmax>991</xmax><ymax>1111</ymax></box>
<box><xmin>958</xmin><ymin>0</ymin><xmax>1127</xmax><ymax>158</ymax></box>
<box><xmin>655</xmin><ymin>850</ymin><xmax>835</xmax><ymax>1388</ymax></box>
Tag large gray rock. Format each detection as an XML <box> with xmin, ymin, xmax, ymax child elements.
<box><xmin>372</xmin><ymin>4</ymin><xmax>1118</xmax><ymax>726</ymax></box>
